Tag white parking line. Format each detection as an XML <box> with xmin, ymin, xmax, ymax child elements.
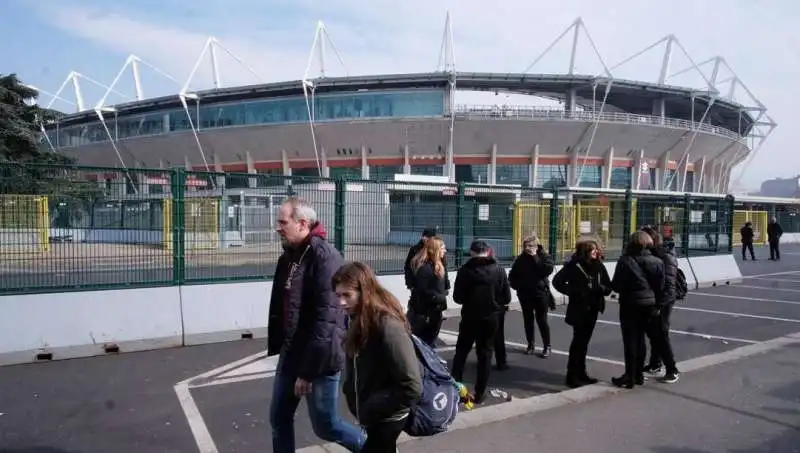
<box><xmin>439</xmin><ymin>329</ymin><xmax>625</xmax><ymax>366</ymax></box>
<box><xmin>675</xmin><ymin>306</ymin><xmax>800</xmax><ymax>323</ymax></box>
<box><xmin>731</xmin><ymin>284</ymin><xmax>800</xmax><ymax>294</ymax></box>
<box><xmin>690</xmin><ymin>292</ymin><xmax>800</xmax><ymax>306</ymax></box>
<box><xmin>545</xmin><ymin>313</ymin><xmax>757</xmax><ymax>344</ymax></box>
<box><xmin>743</xmin><ymin>270</ymin><xmax>800</xmax><ymax>278</ymax></box>
<box><xmin>744</xmin><ymin>276</ymin><xmax>800</xmax><ymax>283</ymax></box>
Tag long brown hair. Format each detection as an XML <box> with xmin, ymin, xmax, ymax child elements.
<box><xmin>332</xmin><ymin>261</ymin><xmax>409</xmax><ymax>356</ymax></box>
<box><xmin>410</xmin><ymin>236</ymin><xmax>446</xmax><ymax>278</ymax></box>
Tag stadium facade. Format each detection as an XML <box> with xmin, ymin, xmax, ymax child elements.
<box><xmin>38</xmin><ymin>18</ymin><xmax>774</xmax><ymax>196</ymax></box>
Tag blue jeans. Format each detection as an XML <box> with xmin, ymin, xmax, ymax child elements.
<box><xmin>270</xmin><ymin>370</ymin><xmax>365</xmax><ymax>453</ymax></box>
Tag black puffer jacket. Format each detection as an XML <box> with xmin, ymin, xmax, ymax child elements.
<box><xmin>553</xmin><ymin>256</ymin><xmax>612</xmax><ymax>325</ymax></box>
<box><xmin>409</xmin><ymin>262</ymin><xmax>448</xmax><ymax>314</ymax></box>
<box><xmin>453</xmin><ymin>256</ymin><xmax>512</xmax><ymax>320</ymax></box>
<box><xmin>509</xmin><ymin>248</ymin><xmax>555</xmax><ymax>306</ymax></box>
<box><xmin>652</xmin><ymin>246</ymin><xmax>678</xmax><ymax>305</ymax></box>
<box><xmin>267</xmin><ymin>222</ymin><xmax>347</xmax><ymax>381</ymax></box>
<box><xmin>612</xmin><ymin>249</ymin><xmax>665</xmax><ymax>307</ymax></box>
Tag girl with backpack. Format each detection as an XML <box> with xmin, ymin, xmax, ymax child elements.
<box><xmin>334</xmin><ymin>262</ymin><xmax>423</xmax><ymax>453</ymax></box>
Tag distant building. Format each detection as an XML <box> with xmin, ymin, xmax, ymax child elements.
<box><xmin>759</xmin><ymin>176</ymin><xmax>800</xmax><ymax>198</ymax></box>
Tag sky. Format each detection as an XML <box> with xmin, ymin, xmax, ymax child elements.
<box><xmin>2</xmin><ymin>0</ymin><xmax>798</xmax><ymax>190</ymax></box>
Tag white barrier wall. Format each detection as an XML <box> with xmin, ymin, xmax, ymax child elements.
<box><xmin>0</xmin><ymin>254</ymin><xmax>744</xmax><ymax>366</ymax></box>
<box><xmin>0</xmin><ymin>287</ymin><xmax>183</xmax><ymax>366</ymax></box>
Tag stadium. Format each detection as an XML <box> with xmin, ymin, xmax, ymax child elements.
<box><xmin>5</xmin><ymin>16</ymin><xmax>791</xmax><ymax>291</ymax></box>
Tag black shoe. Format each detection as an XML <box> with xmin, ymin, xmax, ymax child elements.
<box><xmin>578</xmin><ymin>373</ymin><xmax>599</xmax><ymax>385</ymax></box>
<box><xmin>643</xmin><ymin>364</ymin><xmax>662</xmax><ymax>375</ymax></box>
<box><xmin>540</xmin><ymin>345</ymin><xmax>551</xmax><ymax>358</ymax></box>
<box><xmin>472</xmin><ymin>393</ymin><xmax>486</xmax><ymax>405</ymax></box>
<box><xmin>495</xmin><ymin>363</ymin><xmax>510</xmax><ymax>371</ymax></box>
<box><xmin>565</xmin><ymin>376</ymin><xmax>584</xmax><ymax>389</ymax></box>
<box><xmin>611</xmin><ymin>375</ymin><xmax>634</xmax><ymax>389</ymax></box>
<box><xmin>660</xmin><ymin>371</ymin><xmax>680</xmax><ymax>384</ymax></box>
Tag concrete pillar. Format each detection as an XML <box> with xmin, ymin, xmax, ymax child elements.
<box><xmin>652</xmin><ymin>98</ymin><xmax>666</xmax><ymax>124</ymax></box>
<box><xmin>677</xmin><ymin>154</ymin><xmax>690</xmax><ymax>193</ymax></box>
<box><xmin>402</xmin><ymin>144</ymin><xmax>411</xmax><ymax>174</ymax></box>
<box><xmin>246</xmin><ymin>151</ymin><xmax>257</xmax><ymax>188</ymax></box>
<box><xmin>568</xmin><ymin>146</ymin><xmax>579</xmax><ymax>187</ymax></box>
<box><xmin>603</xmin><ymin>147</ymin><xmax>614</xmax><ymax>189</ymax></box>
<box><xmin>445</xmin><ymin>140</ymin><xmax>455</xmax><ymax>183</ymax></box>
<box><xmin>320</xmin><ymin>147</ymin><xmax>329</xmax><ymax>178</ymax></box>
<box><xmin>360</xmin><ymin>145</ymin><xmax>369</xmax><ymax>180</ymax></box>
<box><xmin>281</xmin><ymin>149</ymin><xmax>292</xmax><ymax>187</ymax></box>
<box><xmin>632</xmin><ymin>150</ymin><xmax>645</xmax><ymax>190</ymax></box>
<box><xmin>489</xmin><ymin>143</ymin><xmax>498</xmax><ymax>185</ymax></box>
<box><xmin>657</xmin><ymin>151</ymin><xmax>670</xmax><ymax>191</ymax></box>
<box><xmin>213</xmin><ymin>153</ymin><xmax>225</xmax><ymax>189</ymax></box>
<box><xmin>529</xmin><ymin>144</ymin><xmax>539</xmax><ymax>188</ymax></box>
<box><xmin>565</xmin><ymin>88</ymin><xmax>577</xmax><ymax>117</ymax></box>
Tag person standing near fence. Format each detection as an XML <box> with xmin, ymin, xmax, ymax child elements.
<box><xmin>450</xmin><ymin>240</ymin><xmax>512</xmax><ymax>404</ymax></box>
<box><xmin>509</xmin><ymin>234</ymin><xmax>556</xmax><ymax>357</ymax></box>
<box><xmin>553</xmin><ymin>237</ymin><xmax>612</xmax><ymax>388</ymax></box>
<box><xmin>641</xmin><ymin>227</ymin><xmax>681</xmax><ymax>384</ymax></box>
<box><xmin>768</xmin><ymin>217</ymin><xmax>783</xmax><ymax>260</ymax></box>
<box><xmin>408</xmin><ymin>237</ymin><xmax>449</xmax><ymax>346</ymax></box>
<box><xmin>611</xmin><ymin>231</ymin><xmax>665</xmax><ymax>389</ymax></box>
<box><xmin>404</xmin><ymin>227</ymin><xmax>450</xmax><ymax>291</ymax></box>
<box><xmin>740</xmin><ymin>221</ymin><xmax>756</xmax><ymax>261</ymax></box>
<box><xmin>267</xmin><ymin>197</ymin><xmax>365</xmax><ymax>453</ymax></box>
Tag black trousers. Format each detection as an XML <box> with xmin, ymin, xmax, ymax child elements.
<box><xmin>645</xmin><ymin>303</ymin><xmax>677</xmax><ymax>372</ymax></box>
<box><xmin>566</xmin><ymin>309</ymin><xmax>598</xmax><ymax>378</ymax></box>
<box><xmin>451</xmin><ymin>314</ymin><xmax>499</xmax><ymax>398</ymax></box>
<box><xmin>742</xmin><ymin>242</ymin><xmax>755</xmax><ymax>260</ymax></box>
<box><xmin>494</xmin><ymin>310</ymin><xmax>507</xmax><ymax>366</ymax></box>
<box><xmin>521</xmin><ymin>299</ymin><xmax>551</xmax><ymax>347</ymax></box>
<box><xmin>363</xmin><ymin>418</ymin><xmax>406</xmax><ymax>453</ymax></box>
<box><xmin>619</xmin><ymin>304</ymin><xmax>654</xmax><ymax>381</ymax></box>
<box><xmin>769</xmin><ymin>240</ymin><xmax>781</xmax><ymax>260</ymax></box>
<box><xmin>409</xmin><ymin>309</ymin><xmax>443</xmax><ymax>347</ymax></box>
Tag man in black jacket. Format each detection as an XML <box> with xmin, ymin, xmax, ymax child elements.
<box><xmin>404</xmin><ymin>227</ymin><xmax>451</xmax><ymax>291</ymax></box>
<box><xmin>267</xmin><ymin>197</ymin><xmax>364</xmax><ymax>453</ymax></box>
<box><xmin>450</xmin><ymin>240</ymin><xmax>512</xmax><ymax>404</ymax></box>
<box><xmin>641</xmin><ymin>227</ymin><xmax>680</xmax><ymax>384</ymax></box>
<box><xmin>740</xmin><ymin>222</ymin><xmax>756</xmax><ymax>260</ymax></box>
<box><xmin>768</xmin><ymin>217</ymin><xmax>783</xmax><ymax>260</ymax></box>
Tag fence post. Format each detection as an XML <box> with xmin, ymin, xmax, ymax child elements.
<box><xmin>726</xmin><ymin>194</ymin><xmax>735</xmax><ymax>254</ymax></box>
<box><xmin>455</xmin><ymin>182</ymin><xmax>465</xmax><ymax>268</ymax></box>
<box><xmin>548</xmin><ymin>186</ymin><xmax>560</xmax><ymax>258</ymax></box>
<box><xmin>622</xmin><ymin>188</ymin><xmax>633</xmax><ymax>251</ymax></box>
<box><xmin>681</xmin><ymin>193</ymin><xmax>691</xmax><ymax>257</ymax></box>
<box><xmin>171</xmin><ymin>168</ymin><xmax>186</xmax><ymax>285</ymax></box>
<box><xmin>334</xmin><ymin>177</ymin><xmax>346</xmax><ymax>254</ymax></box>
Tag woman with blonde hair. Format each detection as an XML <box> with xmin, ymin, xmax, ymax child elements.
<box><xmin>408</xmin><ymin>237</ymin><xmax>449</xmax><ymax>346</ymax></box>
<box><xmin>552</xmin><ymin>236</ymin><xmax>612</xmax><ymax>388</ymax></box>
<box><xmin>509</xmin><ymin>234</ymin><xmax>556</xmax><ymax>357</ymax></box>
<box><xmin>334</xmin><ymin>262</ymin><xmax>423</xmax><ymax>452</ymax></box>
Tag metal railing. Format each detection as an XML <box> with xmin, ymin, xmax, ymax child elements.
<box><xmin>453</xmin><ymin>105</ymin><xmax>744</xmax><ymax>141</ymax></box>
<box><xmin>0</xmin><ymin>162</ymin><xmax>745</xmax><ymax>295</ymax></box>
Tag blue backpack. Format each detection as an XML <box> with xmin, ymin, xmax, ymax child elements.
<box><xmin>404</xmin><ymin>334</ymin><xmax>460</xmax><ymax>437</ymax></box>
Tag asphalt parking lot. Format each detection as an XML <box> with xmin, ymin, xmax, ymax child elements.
<box><xmin>1</xmin><ymin>244</ymin><xmax>799</xmax><ymax>453</ymax></box>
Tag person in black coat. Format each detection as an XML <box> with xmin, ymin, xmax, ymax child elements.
<box><xmin>641</xmin><ymin>227</ymin><xmax>680</xmax><ymax>384</ymax></box>
<box><xmin>404</xmin><ymin>227</ymin><xmax>450</xmax><ymax>290</ymax></box>
<box><xmin>408</xmin><ymin>237</ymin><xmax>449</xmax><ymax>346</ymax></box>
<box><xmin>451</xmin><ymin>240</ymin><xmax>512</xmax><ymax>404</ymax></box>
<box><xmin>509</xmin><ymin>234</ymin><xmax>556</xmax><ymax>357</ymax></box>
<box><xmin>553</xmin><ymin>237</ymin><xmax>612</xmax><ymax>388</ymax></box>
<box><xmin>611</xmin><ymin>231</ymin><xmax>666</xmax><ymax>389</ymax></box>
<box><xmin>767</xmin><ymin>217</ymin><xmax>783</xmax><ymax>260</ymax></box>
<box><xmin>740</xmin><ymin>222</ymin><xmax>756</xmax><ymax>260</ymax></box>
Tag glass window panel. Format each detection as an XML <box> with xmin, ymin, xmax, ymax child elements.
<box><xmin>410</xmin><ymin>165</ymin><xmax>444</xmax><ymax>176</ymax></box>
<box><xmin>610</xmin><ymin>167</ymin><xmax>631</xmax><ymax>189</ymax></box>
<box><xmin>535</xmin><ymin>164</ymin><xmax>567</xmax><ymax>188</ymax></box>
<box><xmin>329</xmin><ymin>166</ymin><xmax>362</xmax><ymax>180</ymax></box>
<box><xmin>496</xmin><ymin>164</ymin><xmax>529</xmax><ymax>186</ymax></box>
<box><xmin>370</xmin><ymin>165</ymin><xmax>403</xmax><ymax>181</ymax></box>
<box><xmin>577</xmin><ymin>166</ymin><xmax>601</xmax><ymax>188</ymax></box>
<box><xmin>454</xmin><ymin>164</ymin><xmax>489</xmax><ymax>183</ymax></box>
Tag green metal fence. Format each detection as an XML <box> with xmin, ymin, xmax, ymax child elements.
<box><xmin>0</xmin><ymin>162</ymin><xmax>743</xmax><ymax>295</ymax></box>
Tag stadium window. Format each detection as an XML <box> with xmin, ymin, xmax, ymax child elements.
<box><xmin>535</xmin><ymin>164</ymin><xmax>567</xmax><ymax>188</ymax></box>
<box><xmin>329</xmin><ymin>166</ymin><xmax>362</xmax><ymax>180</ymax></box>
<box><xmin>610</xmin><ymin>167</ymin><xmax>632</xmax><ymax>189</ymax></box>
<box><xmin>577</xmin><ymin>165</ymin><xmax>602</xmax><ymax>188</ymax></box>
<box><xmin>370</xmin><ymin>165</ymin><xmax>403</xmax><ymax>181</ymax></box>
<box><xmin>410</xmin><ymin>165</ymin><xmax>444</xmax><ymax>176</ymax></box>
<box><xmin>454</xmin><ymin>164</ymin><xmax>489</xmax><ymax>184</ymax></box>
<box><xmin>496</xmin><ymin>164</ymin><xmax>530</xmax><ymax>186</ymax></box>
